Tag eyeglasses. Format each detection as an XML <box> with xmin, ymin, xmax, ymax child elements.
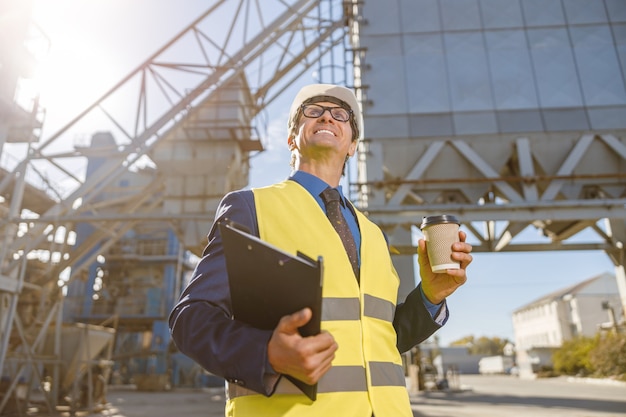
<box><xmin>301</xmin><ymin>103</ymin><xmax>352</xmax><ymax>123</ymax></box>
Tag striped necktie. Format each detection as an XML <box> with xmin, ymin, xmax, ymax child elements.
<box><xmin>320</xmin><ymin>187</ymin><xmax>360</xmax><ymax>282</ymax></box>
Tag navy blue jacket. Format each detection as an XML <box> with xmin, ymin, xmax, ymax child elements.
<box><xmin>169</xmin><ymin>176</ymin><xmax>446</xmax><ymax>395</ymax></box>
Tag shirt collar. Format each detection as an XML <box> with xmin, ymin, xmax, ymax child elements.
<box><xmin>289</xmin><ymin>170</ymin><xmax>347</xmax><ymax>207</ymax></box>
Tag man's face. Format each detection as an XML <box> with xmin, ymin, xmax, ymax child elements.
<box><xmin>289</xmin><ymin>101</ymin><xmax>356</xmax><ymax>162</ymax></box>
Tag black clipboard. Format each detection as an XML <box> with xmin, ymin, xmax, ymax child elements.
<box><xmin>218</xmin><ymin>219</ymin><xmax>324</xmax><ymax>400</ymax></box>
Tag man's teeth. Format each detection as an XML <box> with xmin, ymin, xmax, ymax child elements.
<box><xmin>316</xmin><ymin>129</ymin><xmax>335</xmax><ymax>135</ymax></box>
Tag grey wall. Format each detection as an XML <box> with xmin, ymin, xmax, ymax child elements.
<box><xmin>359</xmin><ymin>0</ymin><xmax>626</xmax><ymax>138</ymax></box>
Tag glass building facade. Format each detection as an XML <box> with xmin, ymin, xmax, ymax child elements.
<box><xmin>359</xmin><ymin>0</ymin><xmax>626</xmax><ymax>138</ymax></box>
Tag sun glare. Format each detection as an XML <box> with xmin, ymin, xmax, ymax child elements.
<box><xmin>31</xmin><ymin>1</ymin><xmax>123</xmax><ymax>131</ymax></box>
<box><xmin>35</xmin><ymin>34</ymin><xmax>114</xmax><ymax>120</ymax></box>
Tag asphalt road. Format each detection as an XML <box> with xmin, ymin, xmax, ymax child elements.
<box><xmin>94</xmin><ymin>375</ymin><xmax>626</xmax><ymax>417</ymax></box>
<box><xmin>410</xmin><ymin>375</ymin><xmax>626</xmax><ymax>417</ymax></box>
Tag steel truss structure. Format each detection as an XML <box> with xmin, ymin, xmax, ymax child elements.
<box><xmin>347</xmin><ymin>0</ymin><xmax>626</xmax><ymax>318</ymax></box>
<box><xmin>359</xmin><ymin>133</ymin><xmax>626</xmax><ymax>257</ymax></box>
<box><xmin>1</xmin><ymin>1</ymin><xmax>352</xmax><ymax>413</ymax></box>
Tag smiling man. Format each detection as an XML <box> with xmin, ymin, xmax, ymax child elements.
<box><xmin>168</xmin><ymin>84</ymin><xmax>473</xmax><ymax>417</ymax></box>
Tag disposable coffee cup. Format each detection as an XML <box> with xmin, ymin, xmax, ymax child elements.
<box><xmin>420</xmin><ymin>215</ymin><xmax>461</xmax><ymax>273</ymax></box>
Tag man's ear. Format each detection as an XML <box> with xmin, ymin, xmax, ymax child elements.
<box><xmin>347</xmin><ymin>140</ymin><xmax>357</xmax><ymax>157</ymax></box>
<box><xmin>287</xmin><ymin>136</ymin><xmax>296</xmax><ymax>150</ymax></box>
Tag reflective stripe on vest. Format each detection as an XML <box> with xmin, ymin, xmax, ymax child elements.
<box><xmin>229</xmin><ymin>296</ymin><xmax>402</xmax><ymax>399</ymax></box>
<box><xmin>363</xmin><ymin>294</ymin><xmax>395</xmax><ymax>322</ymax></box>
<box><xmin>228</xmin><ymin>362</ymin><xmax>404</xmax><ymax>398</ymax></box>
<box><xmin>322</xmin><ymin>295</ymin><xmax>395</xmax><ymax>322</ymax></box>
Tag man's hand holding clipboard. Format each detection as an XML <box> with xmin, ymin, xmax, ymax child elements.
<box><xmin>218</xmin><ymin>220</ymin><xmax>331</xmax><ymax>400</ymax></box>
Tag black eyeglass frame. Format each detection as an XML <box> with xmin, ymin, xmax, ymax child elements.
<box><xmin>300</xmin><ymin>103</ymin><xmax>353</xmax><ymax>123</ymax></box>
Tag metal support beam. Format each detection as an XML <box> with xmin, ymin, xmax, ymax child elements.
<box><xmin>1</xmin><ymin>0</ymin><xmax>351</xmax><ymax>401</ymax></box>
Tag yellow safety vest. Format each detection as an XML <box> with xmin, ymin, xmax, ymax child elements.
<box><xmin>226</xmin><ymin>181</ymin><xmax>412</xmax><ymax>417</ymax></box>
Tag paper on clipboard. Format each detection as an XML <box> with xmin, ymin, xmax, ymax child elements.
<box><xmin>218</xmin><ymin>219</ymin><xmax>323</xmax><ymax>400</ymax></box>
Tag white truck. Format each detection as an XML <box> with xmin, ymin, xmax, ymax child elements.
<box><xmin>478</xmin><ymin>355</ymin><xmax>515</xmax><ymax>375</ymax></box>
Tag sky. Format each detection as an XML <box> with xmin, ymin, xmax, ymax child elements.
<box><xmin>20</xmin><ymin>0</ymin><xmax>618</xmax><ymax>347</ymax></box>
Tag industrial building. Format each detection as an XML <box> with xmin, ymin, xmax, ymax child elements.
<box><xmin>1</xmin><ymin>0</ymin><xmax>625</xmax><ymax>415</ymax></box>
<box><xmin>512</xmin><ymin>272</ymin><xmax>623</xmax><ymax>377</ymax></box>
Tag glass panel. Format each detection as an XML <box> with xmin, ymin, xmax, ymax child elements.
<box><xmin>453</xmin><ymin>111</ymin><xmax>498</xmax><ymax>134</ymax></box>
<box><xmin>485</xmin><ymin>29</ymin><xmax>539</xmax><ymax>109</ymax></box>
<box><xmin>542</xmin><ymin>109</ymin><xmax>589</xmax><ymax>131</ymax></box>
<box><xmin>571</xmin><ymin>25</ymin><xmax>626</xmax><ymax>106</ymax></box>
<box><xmin>441</xmin><ymin>0</ymin><xmax>482</xmax><ymax>31</ymax></box>
<box><xmin>480</xmin><ymin>0</ymin><xmax>524</xmax><ymax>29</ymax></box>
<box><xmin>528</xmin><ymin>28</ymin><xmax>583</xmax><ymax>108</ymax></box>
<box><xmin>367</xmin><ymin>115</ymin><xmax>410</xmax><ymax>139</ymax></box>
<box><xmin>588</xmin><ymin>106</ymin><xmax>626</xmax><ymax>129</ymax></box>
<box><xmin>521</xmin><ymin>0</ymin><xmax>565</xmax><ymax>26</ymax></box>
<box><xmin>614</xmin><ymin>24</ymin><xmax>626</xmax><ymax>81</ymax></box>
<box><xmin>362</xmin><ymin>0</ymin><xmax>401</xmax><ymax>35</ymax></box>
<box><xmin>496</xmin><ymin>110</ymin><xmax>543</xmax><ymax>133</ymax></box>
<box><xmin>605</xmin><ymin>0</ymin><xmax>626</xmax><ymax>23</ymax></box>
<box><xmin>445</xmin><ymin>32</ymin><xmax>494</xmax><ymax>111</ymax></box>
<box><xmin>410</xmin><ymin>114</ymin><xmax>454</xmax><ymax>137</ymax></box>
<box><xmin>400</xmin><ymin>0</ymin><xmax>441</xmax><ymax>33</ymax></box>
<box><xmin>563</xmin><ymin>0</ymin><xmax>608</xmax><ymax>24</ymax></box>
<box><xmin>363</xmin><ymin>35</ymin><xmax>408</xmax><ymax>115</ymax></box>
<box><xmin>404</xmin><ymin>34</ymin><xmax>450</xmax><ymax>113</ymax></box>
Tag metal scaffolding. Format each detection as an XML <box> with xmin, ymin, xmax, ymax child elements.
<box><xmin>1</xmin><ymin>0</ymin><xmax>351</xmax><ymax>413</ymax></box>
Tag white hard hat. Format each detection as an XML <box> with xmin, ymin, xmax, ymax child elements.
<box><xmin>288</xmin><ymin>83</ymin><xmax>363</xmax><ymax>141</ymax></box>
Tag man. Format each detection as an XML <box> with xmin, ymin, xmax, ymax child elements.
<box><xmin>168</xmin><ymin>84</ymin><xmax>473</xmax><ymax>417</ymax></box>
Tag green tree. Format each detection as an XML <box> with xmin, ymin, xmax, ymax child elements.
<box><xmin>552</xmin><ymin>336</ymin><xmax>597</xmax><ymax>376</ymax></box>
<box><xmin>590</xmin><ymin>332</ymin><xmax>626</xmax><ymax>380</ymax></box>
<box><xmin>450</xmin><ymin>335</ymin><xmax>510</xmax><ymax>355</ymax></box>
<box><xmin>450</xmin><ymin>335</ymin><xmax>474</xmax><ymax>348</ymax></box>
